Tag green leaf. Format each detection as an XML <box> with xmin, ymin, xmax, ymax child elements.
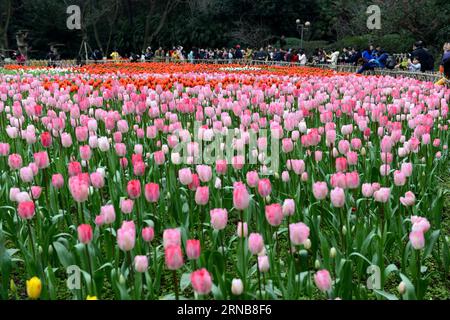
<box><xmin>399</xmin><ymin>273</ymin><xmax>417</xmax><ymax>300</ymax></box>
<box><xmin>423</xmin><ymin>230</ymin><xmax>440</xmax><ymax>260</ymax></box>
<box><xmin>52</xmin><ymin>241</ymin><xmax>75</xmax><ymax>268</ymax></box>
<box><xmin>180</xmin><ymin>272</ymin><xmax>191</xmax><ymax>291</ymax></box>
<box><xmin>374</xmin><ymin>289</ymin><xmax>399</xmax><ymax>300</ymax></box>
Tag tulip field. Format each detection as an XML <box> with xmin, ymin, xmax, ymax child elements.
<box><xmin>0</xmin><ymin>62</ymin><xmax>449</xmax><ymax>300</ymax></box>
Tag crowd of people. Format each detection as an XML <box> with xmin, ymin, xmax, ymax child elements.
<box><xmin>1</xmin><ymin>40</ymin><xmax>449</xmax><ymax>85</ymax></box>
<box><xmin>102</xmin><ymin>45</ymin><xmax>310</xmax><ymax>66</ymax></box>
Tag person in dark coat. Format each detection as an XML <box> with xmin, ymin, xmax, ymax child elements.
<box><xmin>410</xmin><ymin>41</ymin><xmax>434</xmax><ymax>72</ymax></box>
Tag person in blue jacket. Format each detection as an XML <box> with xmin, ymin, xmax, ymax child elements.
<box><xmin>357</xmin><ymin>51</ymin><xmax>389</xmax><ymax>74</ymax></box>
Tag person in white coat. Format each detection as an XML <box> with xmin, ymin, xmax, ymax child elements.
<box><xmin>298</xmin><ymin>50</ymin><xmax>307</xmax><ymax>65</ymax></box>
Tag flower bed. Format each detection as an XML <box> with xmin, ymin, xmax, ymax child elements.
<box><xmin>0</xmin><ymin>64</ymin><xmax>449</xmax><ymax>300</ymax></box>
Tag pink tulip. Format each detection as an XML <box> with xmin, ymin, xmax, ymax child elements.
<box><xmin>314</xmin><ymin>269</ymin><xmax>332</xmax><ymax>292</ymax></box>
<box><xmin>188</xmin><ymin>173</ymin><xmax>200</xmax><ymax>191</ymax></box>
<box><xmin>144</xmin><ymin>183</ymin><xmax>160</xmax><ymax>203</ymax></box>
<box><xmin>120</xmin><ymin>199</ymin><xmax>134</xmax><ymax>214</ymax></box>
<box><xmin>411</xmin><ymin>216</ymin><xmax>430</xmax><ymax>233</ymax></box>
<box><xmin>163</xmin><ymin>228</ymin><xmax>181</xmax><ymax>248</ymax></box>
<box><xmin>153</xmin><ymin>150</ymin><xmax>165</xmax><ymax>165</ymax></box>
<box><xmin>79</xmin><ymin>145</ymin><xmax>92</xmax><ymax>161</ymax></box>
<box><xmin>9</xmin><ymin>188</ymin><xmax>20</xmax><ymax>202</ymax></box>
<box><xmin>133</xmin><ymin>161</ymin><xmax>146</xmax><ymax>176</ymax></box>
<box><xmin>31</xmin><ymin>186</ymin><xmax>42</xmax><ymax>199</ymax></box>
<box><xmin>312</xmin><ymin>182</ymin><xmax>328</xmax><ymax>200</ymax></box>
<box><xmin>289</xmin><ymin>222</ymin><xmax>310</xmax><ymax>245</ymax></box>
<box><xmin>68</xmin><ymin>161</ymin><xmax>82</xmax><ymax>177</ymax></box>
<box><xmin>195</xmin><ymin>186</ymin><xmax>209</xmax><ymax>205</ymax></box>
<box><xmin>52</xmin><ymin>174</ymin><xmax>64</xmax><ymax>189</ymax></box>
<box><xmin>394</xmin><ymin>170</ymin><xmax>406</xmax><ymax>186</ymax></box>
<box><xmin>127</xmin><ymin>180</ymin><xmax>141</xmax><ymax>199</ymax></box>
<box><xmin>345</xmin><ymin>172</ymin><xmax>359</xmax><ymax>189</ymax></box>
<box><xmin>142</xmin><ymin>227</ymin><xmax>155</xmax><ymax>242</ymax></box>
<box><xmin>282</xmin><ymin>138</ymin><xmax>294</xmax><ymax>153</ymax></box>
<box><xmin>134</xmin><ymin>255</ymin><xmax>149</xmax><ymax>273</ymax></box>
<box><xmin>8</xmin><ymin>154</ymin><xmax>22</xmax><ymax>170</ymax></box>
<box><xmin>117</xmin><ymin>221</ymin><xmax>136</xmax><ymax>251</ymax></box>
<box><xmin>179</xmin><ymin>168</ymin><xmax>193</xmax><ymax>185</ymax></box>
<box><xmin>100</xmin><ymin>205</ymin><xmax>116</xmax><ymax>224</ymax></box>
<box><xmin>40</xmin><ymin>132</ymin><xmax>52</xmax><ymax>148</ymax></box>
<box><xmin>330</xmin><ymin>188</ymin><xmax>345</xmax><ymax>208</ymax></box>
<box><xmin>75</xmin><ymin>126</ymin><xmax>88</xmax><ymax>142</ymax></box>
<box><xmin>69</xmin><ymin>175</ymin><xmax>89</xmax><ymax>202</ymax></box>
<box><xmin>20</xmin><ymin>166</ymin><xmax>34</xmax><ymax>183</ymax></box>
<box><xmin>246</xmin><ymin>171</ymin><xmax>259</xmax><ymax>188</ymax></box>
<box><xmin>346</xmin><ymin>151</ymin><xmax>358</xmax><ymax>165</ymax></box>
<box><xmin>210</xmin><ymin>208</ymin><xmax>228</xmax><ymax>230</ymax></box>
<box><xmin>380</xmin><ymin>164</ymin><xmax>390</xmax><ymax>177</ymax></box>
<box><xmin>257</xmin><ymin>178</ymin><xmax>272</xmax><ymax>197</ymax></box>
<box><xmin>61</xmin><ymin>133</ymin><xmax>73</xmax><ymax>148</ymax></box>
<box><xmin>373</xmin><ymin>187</ymin><xmax>391</xmax><ymax>203</ymax></box>
<box><xmin>282</xmin><ymin>199</ymin><xmax>295</xmax><ymax>216</ymax></box>
<box><xmin>248</xmin><ymin>233</ymin><xmax>264</xmax><ymax>255</ymax></box>
<box><xmin>186</xmin><ymin>239</ymin><xmax>201</xmax><ymax>260</ymax></box>
<box><xmin>165</xmin><ymin>245</ymin><xmax>184</xmax><ymax>270</ymax></box>
<box><xmin>257</xmin><ymin>255</ymin><xmax>270</xmax><ymax>272</ymax></box>
<box><xmin>33</xmin><ymin>151</ymin><xmax>50</xmax><ymax>169</ymax></box>
<box><xmin>400</xmin><ymin>191</ymin><xmax>415</xmax><ymax>207</ymax></box>
<box><xmin>191</xmin><ymin>268</ymin><xmax>212</xmax><ymax>295</ymax></box>
<box><xmin>331</xmin><ymin>172</ymin><xmax>346</xmax><ymax>189</ymax></box>
<box><xmin>77</xmin><ymin>224</ymin><xmax>93</xmax><ymax>244</ymax></box>
<box><xmin>401</xmin><ymin>162</ymin><xmax>413</xmax><ymax>177</ymax></box>
<box><xmin>90</xmin><ymin>172</ymin><xmax>104</xmax><ymax>189</ymax></box>
<box><xmin>289</xmin><ymin>159</ymin><xmax>305</xmax><ymax>175</ymax></box>
<box><xmin>17</xmin><ymin>201</ymin><xmax>35</xmax><ymax>220</ymax></box>
<box><xmin>196</xmin><ymin>165</ymin><xmax>212</xmax><ymax>183</ymax></box>
<box><xmin>335</xmin><ymin>157</ymin><xmax>347</xmax><ymax>172</ymax></box>
<box><xmin>233</xmin><ymin>182</ymin><xmax>250</xmax><ymax>210</ymax></box>
<box><xmin>409</xmin><ymin>231</ymin><xmax>425</xmax><ymax>250</ymax></box>
<box><xmin>361</xmin><ymin>183</ymin><xmax>373</xmax><ymax>197</ymax></box>
<box><xmin>265</xmin><ymin>203</ymin><xmax>283</xmax><ymax>226</ymax></box>
<box><xmin>338</xmin><ymin>140</ymin><xmax>350</xmax><ymax>155</ymax></box>
<box><xmin>380</xmin><ymin>136</ymin><xmax>393</xmax><ymax>153</ymax></box>
<box><xmin>215</xmin><ymin>159</ymin><xmax>228</xmax><ymax>175</ymax></box>
<box><xmin>0</xmin><ymin>142</ymin><xmax>10</xmax><ymax>156</ymax></box>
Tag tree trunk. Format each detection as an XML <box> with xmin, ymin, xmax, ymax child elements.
<box><xmin>1</xmin><ymin>0</ymin><xmax>12</xmax><ymax>49</ymax></box>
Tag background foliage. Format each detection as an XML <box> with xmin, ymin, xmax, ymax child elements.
<box><xmin>0</xmin><ymin>0</ymin><xmax>449</xmax><ymax>58</ymax></box>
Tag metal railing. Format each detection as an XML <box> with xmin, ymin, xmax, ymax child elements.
<box><xmin>0</xmin><ymin>57</ymin><xmax>443</xmax><ymax>82</ymax></box>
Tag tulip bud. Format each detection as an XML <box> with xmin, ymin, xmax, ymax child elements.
<box><xmin>119</xmin><ymin>274</ymin><xmax>126</xmax><ymax>285</ymax></box>
<box><xmin>304</xmin><ymin>238</ymin><xmax>311</xmax><ymax>249</ymax></box>
<box><xmin>231</xmin><ymin>278</ymin><xmax>244</xmax><ymax>295</ymax></box>
<box><xmin>314</xmin><ymin>259</ymin><xmax>321</xmax><ymax>269</ymax></box>
<box><xmin>342</xmin><ymin>226</ymin><xmax>347</xmax><ymax>235</ymax></box>
<box><xmin>361</xmin><ymin>147</ymin><xmax>366</xmax><ymax>156</ymax></box>
<box><xmin>265</xmin><ymin>195</ymin><xmax>271</xmax><ymax>203</ymax></box>
<box><xmin>330</xmin><ymin>247</ymin><xmax>337</xmax><ymax>259</ymax></box>
<box><xmin>38</xmin><ymin>246</ymin><xmax>43</xmax><ymax>254</ymax></box>
<box><xmin>48</xmin><ymin>245</ymin><xmax>53</xmax><ymax>256</ymax></box>
<box><xmin>398</xmin><ymin>281</ymin><xmax>406</xmax><ymax>295</ymax></box>
<box><xmin>10</xmin><ymin>279</ymin><xmax>16</xmax><ymax>293</ymax></box>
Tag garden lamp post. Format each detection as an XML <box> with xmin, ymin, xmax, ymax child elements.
<box><xmin>296</xmin><ymin>19</ymin><xmax>311</xmax><ymax>50</ymax></box>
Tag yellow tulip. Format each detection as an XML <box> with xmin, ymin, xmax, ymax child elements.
<box><xmin>26</xmin><ymin>277</ymin><xmax>42</xmax><ymax>300</ymax></box>
<box><xmin>86</xmin><ymin>295</ymin><xmax>98</xmax><ymax>300</ymax></box>
<box><xmin>10</xmin><ymin>279</ymin><xmax>17</xmax><ymax>293</ymax></box>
